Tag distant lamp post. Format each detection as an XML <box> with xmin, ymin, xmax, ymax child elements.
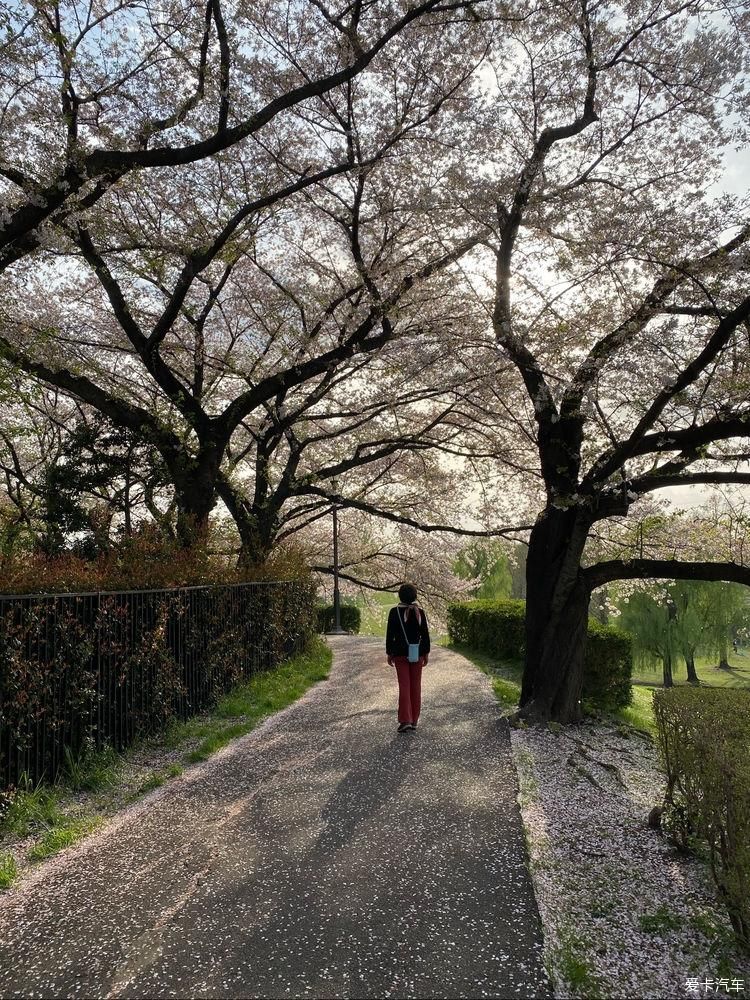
<box><xmin>329</xmin><ymin>479</ymin><xmax>345</xmax><ymax>635</ymax></box>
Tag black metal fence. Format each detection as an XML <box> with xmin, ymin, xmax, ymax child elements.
<box><xmin>0</xmin><ymin>581</ymin><xmax>314</xmax><ymax>789</ymax></box>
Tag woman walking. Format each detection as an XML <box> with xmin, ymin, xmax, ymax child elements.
<box><xmin>386</xmin><ymin>583</ymin><xmax>431</xmax><ymax>732</ymax></box>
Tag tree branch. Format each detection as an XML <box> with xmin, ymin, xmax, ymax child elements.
<box><xmin>0</xmin><ymin>0</ymin><xmax>481</xmax><ymax>263</ymax></box>
<box><xmin>584</xmin><ymin>558</ymin><xmax>750</xmax><ymax>590</ymax></box>
<box><xmin>628</xmin><ymin>471</ymin><xmax>750</xmax><ymax>494</ymax></box>
<box><xmin>299</xmin><ymin>485</ymin><xmax>531</xmax><ymax>538</ymax></box>
<box><xmin>563</xmin><ymin>225</ymin><xmax>750</xmax><ymax>422</ymax></box>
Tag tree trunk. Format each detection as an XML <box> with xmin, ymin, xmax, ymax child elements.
<box><xmin>685</xmin><ymin>652</ymin><xmax>699</xmax><ymax>685</ymax></box>
<box><xmin>718</xmin><ymin>635</ymin><xmax>731</xmax><ymax>669</ymax></box>
<box><xmin>237</xmin><ymin>525</ymin><xmax>275</xmax><ymax>570</ymax></box>
<box><xmin>216</xmin><ymin>477</ymin><xmax>277</xmax><ymax>569</ymax></box>
<box><xmin>519</xmin><ymin>506</ymin><xmax>592</xmax><ymax>724</ymax></box>
<box><xmin>172</xmin><ymin>451</ymin><xmax>221</xmax><ymax>548</ymax></box>
<box><xmin>175</xmin><ymin>502</ymin><xmax>213</xmax><ymax>548</ymax></box>
<box><xmin>123</xmin><ymin>451</ymin><xmax>132</xmax><ymax>537</ymax></box>
<box><xmin>662</xmin><ymin>652</ymin><xmax>674</xmax><ymax>688</ymax></box>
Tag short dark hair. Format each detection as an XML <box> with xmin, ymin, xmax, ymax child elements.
<box><xmin>398</xmin><ymin>583</ymin><xmax>418</xmax><ymax>604</ymax></box>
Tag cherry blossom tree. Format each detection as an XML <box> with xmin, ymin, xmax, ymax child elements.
<box><xmin>460</xmin><ymin>0</ymin><xmax>750</xmax><ymax>721</ymax></box>
<box><xmin>0</xmin><ymin>0</ymin><xmax>492</xmax><ymax>273</ymax></box>
<box><xmin>1</xmin><ymin>0</ymin><xmax>749</xmax><ymax>732</ymax></box>
<box><xmin>0</xmin><ymin>1</ymin><xmax>496</xmax><ymax>551</ymax></box>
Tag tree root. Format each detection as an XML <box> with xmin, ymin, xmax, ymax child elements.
<box><xmin>566</xmin><ymin>743</ymin><xmax>628</xmax><ymax>788</ymax></box>
<box><xmin>569</xmin><ymin>760</ymin><xmax>603</xmax><ymax>788</ymax></box>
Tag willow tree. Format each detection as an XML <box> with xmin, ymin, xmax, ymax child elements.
<box><xmin>619</xmin><ymin>589</ymin><xmax>681</xmax><ymax>688</ymax></box>
<box><xmin>457</xmin><ymin>0</ymin><xmax>750</xmax><ymax>721</ymax></box>
<box><xmin>694</xmin><ymin>582</ymin><xmax>750</xmax><ymax>670</ymax></box>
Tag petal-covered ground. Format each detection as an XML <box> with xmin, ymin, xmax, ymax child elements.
<box><xmin>512</xmin><ymin>721</ymin><xmax>750</xmax><ymax>999</ymax></box>
<box><xmin>0</xmin><ymin>636</ymin><xmax>549</xmax><ymax>999</ymax></box>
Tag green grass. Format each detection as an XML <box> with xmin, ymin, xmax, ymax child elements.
<box><xmin>589</xmin><ymin>898</ymin><xmax>616</xmax><ymax>918</ymax></box>
<box><xmin>615</xmin><ymin>684</ymin><xmax>657</xmax><ymax>736</ymax></box>
<box><xmin>631</xmin><ymin>650</ymin><xmax>750</xmax><ymax>689</ymax></box>
<box><xmin>1</xmin><ymin>777</ymin><xmax>104</xmax><ymax>872</ymax></box>
<box><xmin>133</xmin><ymin>762</ymin><xmax>184</xmax><ymax>799</ymax></box>
<box><xmin>639</xmin><ymin>905</ymin><xmax>683</xmax><ymax>935</ymax></box>
<box><xmin>514</xmin><ymin>747</ymin><xmax>540</xmax><ymax>808</ymax></box>
<box><xmin>63</xmin><ymin>740</ymin><xmax>121</xmax><ymax>792</ymax></box>
<box><xmin>27</xmin><ymin>817</ymin><xmax>103</xmax><ymax>862</ymax></box>
<box><xmin>444</xmin><ymin>641</ymin><xmax>523</xmax><ymax>708</ymax></box>
<box><xmin>555</xmin><ymin>928</ymin><xmax>603</xmax><ymax>997</ymax></box>
<box><xmin>136</xmin><ymin>772</ymin><xmax>165</xmax><ymax>795</ymax></box>
<box><xmin>0</xmin><ymin>778</ymin><xmax>64</xmax><ymax>839</ymax></box>
<box><xmin>355</xmin><ymin>592</ymin><xmax>394</xmax><ymax>636</ymax></box>
<box><xmin>0</xmin><ymin>851</ymin><xmax>17</xmax><ymax>889</ymax></box>
<box><xmin>165</xmin><ymin>637</ymin><xmax>333</xmax><ymax>763</ymax></box>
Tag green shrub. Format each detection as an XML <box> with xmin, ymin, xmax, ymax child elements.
<box><xmin>316</xmin><ymin>604</ymin><xmax>361</xmax><ymax>634</ymax></box>
<box><xmin>654</xmin><ymin>687</ymin><xmax>750</xmax><ymax>953</ymax></box>
<box><xmin>447</xmin><ymin>599</ymin><xmax>525</xmax><ymax>656</ymax></box>
<box><xmin>446</xmin><ymin>599</ymin><xmax>632</xmax><ymax>711</ymax></box>
<box><xmin>582</xmin><ymin>619</ymin><xmax>632</xmax><ymax>712</ymax></box>
<box><xmin>1</xmin><ymin>579</ymin><xmax>316</xmax><ymax>789</ymax></box>
<box><xmin>0</xmin><ymin>531</ymin><xmax>315</xmax><ymax>595</ymax></box>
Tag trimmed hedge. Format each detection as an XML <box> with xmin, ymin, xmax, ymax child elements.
<box><xmin>583</xmin><ymin>619</ymin><xmax>633</xmax><ymax>713</ymax></box>
<box><xmin>446</xmin><ymin>599</ymin><xmax>632</xmax><ymax>711</ymax></box>
<box><xmin>447</xmin><ymin>599</ymin><xmax>525</xmax><ymax>657</ymax></box>
<box><xmin>654</xmin><ymin>688</ymin><xmax>750</xmax><ymax>953</ymax></box>
<box><xmin>316</xmin><ymin>603</ymin><xmax>361</xmax><ymax>634</ymax></box>
<box><xmin>448</xmin><ymin>600</ymin><xmax>526</xmax><ymax>659</ymax></box>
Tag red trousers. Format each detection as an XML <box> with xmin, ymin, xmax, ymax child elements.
<box><xmin>393</xmin><ymin>656</ymin><xmax>424</xmax><ymax>725</ymax></box>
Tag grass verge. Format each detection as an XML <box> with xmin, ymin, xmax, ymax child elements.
<box><xmin>63</xmin><ymin>741</ymin><xmax>121</xmax><ymax>792</ymax></box>
<box><xmin>131</xmin><ymin>763</ymin><xmax>184</xmax><ymax>800</ymax></box>
<box><xmin>615</xmin><ymin>684</ymin><xmax>657</xmax><ymax>736</ymax></box>
<box><xmin>0</xmin><ymin>779</ymin><xmax>65</xmax><ymax>839</ymax></box>
<box><xmin>443</xmin><ymin>641</ymin><xmax>523</xmax><ymax>709</ymax></box>
<box><xmin>27</xmin><ymin>817</ymin><xmax>103</xmax><ymax>862</ymax></box>
<box><xmin>0</xmin><ymin>851</ymin><xmax>17</xmax><ymax>889</ymax></box>
<box><xmin>0</xmin><ymin>637</ymin><xmax>332</xmax><ymax>888</ymax></box>
<box><xmin>165</xmin><ymin>636</ymin><xmax>333</xmax><ymax>762</ymax></box>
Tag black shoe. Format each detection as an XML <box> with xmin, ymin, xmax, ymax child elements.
<box><xmin>408</xmin><ymin>723</ymin><xmax>417</xmax><ymax>730</ymax></box>
<box><xmin>397</xmin><ymin>723</ymin><xmax>410</xmax><ymax>732</ymax></box>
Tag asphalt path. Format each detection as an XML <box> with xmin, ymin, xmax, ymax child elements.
<box><xmin>0</xmin><ymin>636</ymin><xmax>551</xmax><ymax>1000</ymax></box>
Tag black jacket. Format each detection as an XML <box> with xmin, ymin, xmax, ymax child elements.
<box><xmin>386</xmin><ymin>605</ymin><xmax>431</xmax><ymax>658</ymax></box>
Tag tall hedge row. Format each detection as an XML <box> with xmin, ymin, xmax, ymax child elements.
<box><xmin>447</xmin><ymin>598</ymin><xmax>632</xmax><ymax>711</ymax></box>
<box><xmin>0</xmin><ymin>581</ymin><xmax>316</xmax><ymax>789</ymax></box>
<box><xmin>654</xmin><ymin>688</ymin><xmax>750</xmax><ymax>953</ymax></box>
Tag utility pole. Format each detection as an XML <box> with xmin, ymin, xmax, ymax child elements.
<box><xmin>330</xmin><ymin>481</ymin><xmax>345</xmax><ymax>635</ymax></box>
